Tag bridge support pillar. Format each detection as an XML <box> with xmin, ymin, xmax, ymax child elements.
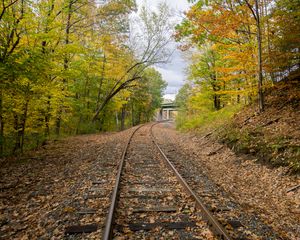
<box><xmin>159</xmin><ymin>102</ymin><xmax>177</xmax><ymax>121</ymax></box>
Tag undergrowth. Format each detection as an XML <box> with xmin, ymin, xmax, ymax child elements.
<box><xmin>175</xmin><ymin>83</ymin><xmax>300</xmax><ymax>173</ymax></box>
<box><xmin>219</xmin><ymin>124</ymin><xmax>300</xmax><ymax>172</ymax></box>
<box><xmin>176</xmin><ymin>104</ymin><xmax>242</xmax><ymax>133</ymax></box>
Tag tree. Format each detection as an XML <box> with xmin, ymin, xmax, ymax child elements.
<box><xmin>237</xmin><ymin>0</ymin><xmax>264</xmax><ymax>111</ymax></box>
<box><xmin>0</xmin><ymin>0</ymin><xmax>173</xmax><ymax>156</ymax></box>
<box><xmin>92</xmin><ymin>2</ymin><xmax>173</xmax><ymax>121</ymax></box>
<box><xmin>129</xmin><ymin>68</ymin><xmax>167</xmax><ymax>127</ymax></box>
<box><xmin>188</xmin><ymin>45</ymin><xmax>224</xmax><ymax>109</ymax></box>
<box><xmin>175</xmin><ymin>83</ymin><xmax>192</xmax><ymax>110</ymax></box>
<box><xmin>266</xmin><ymin>0</ymin><xmax>300</xmax><ymax>79</ymax></box>
<box><xmin>178</xmin><ymin>0</ymin><xmax>299</xmax><ymax>113</ymax></box>
<box><xmin>0</xmin><ymin>0</ymin><xmax>25</xmax><ymax>154</ymax></box>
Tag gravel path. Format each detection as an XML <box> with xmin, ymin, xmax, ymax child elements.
<box><xmin>153</xmin><ymin>122</ymin><xmax>300</xmax><ymax>240</ymax></box>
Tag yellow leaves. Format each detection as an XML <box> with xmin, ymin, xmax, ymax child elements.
<box><xmin>63</xmin><ymin>207</ymin><xmax>75</xmax><ymax>213</ymax></box>
<box><xmin>200</xmin><ymin>229</ymin><xmax>215</xmax><ymax>239</ymax></box>
<box><xmin>149</xmin><ymin>216</ymin><xmax>155</xmax><ymax>223</ymax></box>
<box><xmin>217</xmin><ymin>89</ymin><xmax>246</xmax><ymax>95</ymax></box>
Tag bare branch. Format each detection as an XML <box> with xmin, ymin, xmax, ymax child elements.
<box><xmin>238</xmin><ymin>0</ymin><xmax>257</xmax><ymax>21</ymax></box>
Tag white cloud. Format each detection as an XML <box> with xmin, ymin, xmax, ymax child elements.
<box><xmin>135</xmin><ymin>0</ymin><xmax>191</xmax><ymax>96</ymax></box>
<box><xmin>155</xmin><ymin>66</ymin><xmax>185</xmax><ymax>93</ymax></box>
<box><xmin>136</xmin><ymin>0</ymin><xmax>191</xmax><ymax>13</ymax></box>
<box><xmin>164</xmin><ymin>93</ymin><xmax>176</xmax><ymax>101</ymax></box>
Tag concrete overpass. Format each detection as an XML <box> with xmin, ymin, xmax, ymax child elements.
<box><xmin>157</xmin><ymin>100</ymin><xmax>178</xmax><ymax>121</ymax></box>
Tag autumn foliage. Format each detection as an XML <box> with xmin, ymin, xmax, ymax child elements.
<box><xmin>175</xmin><ymin>0</ymin><xmax>299</xmax><ymax>115</ymax></box>
<box><xmin>0</xmin><ymin>0</ymin><xmax>169</xmax><ymax>155</ymax></box>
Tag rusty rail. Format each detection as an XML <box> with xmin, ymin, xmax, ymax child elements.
<box><xmin>150</xmin><ymin>122</ymin><xmax>232</xmax><ymax>240</ymax></box>
<box><xmin>103</xmin><ymin>122</ymin><xmax>232</xmax><ymax>240</ymax></box>
<box><xmin>102</xmin><ymin>125</ymin><xmax>143</xmax><ymax>240</ymax></box>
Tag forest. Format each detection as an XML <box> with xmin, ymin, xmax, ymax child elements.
<box><xmin>174</xmin><ymin>0</ymin><xmax>299</xmax><ymax>171</ymax></box>
<box><xmin>175</xmin><ymin>0</ymin><xmax>299</xmax><ymax>129</ymax></box>
<box><xmin>0</xmin><ymin>1</ymin><xmax>299</xmax><ymax>238</ymax></box>
<box><xmin>1</xmin><ymin>0</ymin><xmax>299</xmax><ymax>157</ymax></box>
<box><xmin>0</xmin><ymin>0</ymin><xmax>170</xmax><ymax>155</ymax></box>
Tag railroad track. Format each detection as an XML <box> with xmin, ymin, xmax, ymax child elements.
<box><xmin>152</xmin><ymin>122</ymin><xmax>283</xmax><ymax>240</ymax></box>
<box><xmin>102</xmin><ymin>123</ymin><xmax>232</xmax><ymax>240</ymax></box>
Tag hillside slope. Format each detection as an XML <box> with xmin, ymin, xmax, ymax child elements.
<box><xmin>220</xmin><ymin>79</ymin><xmax>300</xmax><ymax>172</ymax></box>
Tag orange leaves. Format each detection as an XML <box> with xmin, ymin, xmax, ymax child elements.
<box><xmin>185</xmin><ymin>3</ymin><xmax>255</xmax><ymax>43</ymax></box>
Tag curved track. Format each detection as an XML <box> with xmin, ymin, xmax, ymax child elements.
<box><xmin>103</xmin><ymin>123</ymin><xmax>232</xmax><ymax>239</ymax></box>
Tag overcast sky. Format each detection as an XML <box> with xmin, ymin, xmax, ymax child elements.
<box><xmin>135</xmin><ymin>0</ymin><xmax>192</xmax><ymax>100</ymax></box>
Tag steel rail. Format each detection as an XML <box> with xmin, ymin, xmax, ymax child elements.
<box><xmin>102</xmin><ymin>125</ymin><xmax>144</xmax><ymax>240</ymax></box>
<box><xmin>150</xmin><ymin>122</ymin><xmax>232</xmax><ymax>240</ymax></box>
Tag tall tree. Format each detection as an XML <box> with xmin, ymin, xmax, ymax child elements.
<box><xmin>0</xmin><ymin>0</ymin><xmax>174</xmax><ymax>155</ymax></box>
<box><xmin>92</xmin><ymin>2</ymin><xmax>173</xmax><ymax>121</ymax></box>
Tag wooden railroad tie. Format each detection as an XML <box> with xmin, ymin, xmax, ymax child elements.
<box><xmin>133</xmin><ymin>206</ymin><xmax>177</xmax><ymax>213</ymax></box>
<box><xmin>77</xmin><ymin>209</ymin><xmax>97</xmax><ymax>215</ymax></box>
<box><xmin>128</xmin><ymin>221</ymin><xmax>196</xmax><ymax>231</ymax></box>
<box><xmin>65</xmin><ymin>224</ymin><xmax>98</xmax><ymax>234</ymax></box>
<box><xmin>129</xmin><ymin>187</ymin><xmax>172</xmax><ymax>193</ymax></box>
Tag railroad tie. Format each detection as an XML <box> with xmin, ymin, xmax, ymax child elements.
<box><xmin>128</xmin><ymin>222</ymin><xmax>196</xmax><ymax>231</ymax></box>
<box><xmin>77</xmin><ymin>209</ymin><xmax>97</xmax><ymax>215</ymax></box>
<box><xmin>132</xmin><ymin>206</ymin><xmax>177</xmax><ymax>213</ymax></box>
<box><xmin>129</xmin><ymin>187</ymin><xmax>172</xmax><ymax>193</ymax></box>
<box><xmin>65</xmin><ymin>224</ymin><xmax>98</xmax><ymax>234</ymax></box>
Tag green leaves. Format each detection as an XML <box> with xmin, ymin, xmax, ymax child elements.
<box><xmin>129</xmin><ymin>67</ymin><xmax>167</xmax><ymax>126</ymax></box>
<box><xmin>0</xmin><ymin>0</ymin><xmax>173</xmax><ymax>155</ymax></box>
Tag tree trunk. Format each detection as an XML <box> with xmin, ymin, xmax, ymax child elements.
<box><xmin>20</xmin><ymin>97</ymin><xmax>29</xmax><ymax>152</ymax></box>
<box><xmin>44</xmin><ymin>96</ymin><xmax>51</xmax><ymax>137</ymax></box>
<box><xmin>0</xmin><ymin>89</ymin><xmax>4</xmax><ymax>156</ymax></box>
<box><xmin>99</xmin><ymin>111</ymin><xmax>106</xmax><ymax>132</ymax></box>
<box><xmin>212</xmin><ymin>80</ymin><xmax>221</xmax><ymax>110</ymax></box>
<box><xmin>137</xmin><ymin>112</ymin><xmax>141</xmax><ymax>125</ymax></box>
<box><xmin>76</xmin><ymin>115</ymin><xmax>82</xmax><ymax>134</ymax></box>
<box><xmin>115</xmin><ymin>112</ymin><xmax>119</xmax><ymax>129</ymax></box>
<box><xmin>55</xmin><ymin>109</ymin><xmax>62</xmax><ymax>136</ymax></box>
<box><xmin>255</xmin><ymin>0</ymin><xmax>264</xmax><ymax>112</ymax></box>
<box><xmin>96</xmin><ymin>53</ymin><xmax>106</xmax><ymax>109</ymax></box>
<box><xmin>13</xmin><ymin>93</ymin><xmax>29</xmax><ymax>154</ymax></box>
<box><xmin>263</xmin><ymin>0</ymin><xmax>275</xmax><ymax>82</ymax></box>
<box><xmin>13</xmin><ymin>114</ymin><xmax>20</xmax><ymax>153</ymax></box>
<box><xmin>213</xmin><ymin>94</ymin><xmax>221</xmax><ymax>110</ymax></box>
<box><xmin>56</xmin><ymin>0</ymin><xmax>72</xmax><ymax>136</ymax></box>
<box><xmin>131</xmin><ymin>101</ymin><xmax>135</xmax><ymax>126</ymax></box>
<box><xmin>120</xmin><ymin>106</ymin><xmax>126</xmax><ymax>131</ymax></box>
